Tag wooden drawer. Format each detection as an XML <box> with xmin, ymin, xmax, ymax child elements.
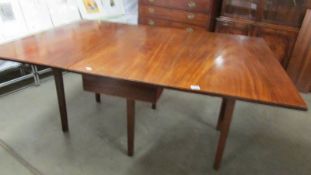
<box><xmin>139</xmin><ymin>4</ymin><xmax>210</xmax><ymax>27</ymax></box>
<box><xmin>83</xmin><ymin>75</ymin><xmax>162</xmax><ymax>103</ymax></box>
<box><xmin>140</xmin><ymin>0</ymin><xmax>212</xmax><ymax>14</ymax></box>
<box><xmin>139</xmin><ymin>17</ymin><xmax>207</xmax><ymax>32</ymax></box>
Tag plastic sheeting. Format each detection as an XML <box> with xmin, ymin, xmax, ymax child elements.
<box><xmin>0</xmin><ymin>60</ymin><xmax>21</xmax><ymax>72</ymax></box>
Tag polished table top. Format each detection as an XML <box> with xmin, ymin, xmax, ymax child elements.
<box><xmin>0</xmin><ymin>21</ymin><xmax>307</xmax><ymax>110</ymax></box>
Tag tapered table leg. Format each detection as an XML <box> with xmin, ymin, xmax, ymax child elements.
<box><xmin>152</xmin><ymin>103</ymin><xmax>156</xmax><ymax>110</ymax></box>
<box><xmin>95</xmin><ymin>93</ymin><xmax>101</xmax><ymax>103</ymax></box>
<box><xmin>216</xmin><ymin>99</ymin><xmax>228</xmax><ymax>130</ymax></box>
<box><xmin>214</xmin><ymin>98</ymin><xmax>236</xmax><ymax>170</ymax></box>
<box><xmin>52</xmin><ymin>69</ymin><xmax>68</xmax><ymax>132</ymax></box>
<box><xmin>127</xmin><ymin>99</ymin><xmax>135</xmax><ymax>156</ymax></box>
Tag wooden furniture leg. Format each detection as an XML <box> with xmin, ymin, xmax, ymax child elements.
<box><xmin>151</xmin><ymin>87</ymin><xmax>163</xmax><ymax>110</ymax></box>
<box><xmin>95</xmin><ymin>93</ymin><xmax>101</xmax><ymax>103</ymax></box>
<box><xmin>152</xmin><ymin>103</ymin><xmax>156</xmax><ymax>110</ymax></box>
<box><xmin>52</xmin><ymin>69</ymin><xmax>69</xmax><ymax>132</ymax></box>
<box><xmin>214</xmin><ymin>98</ymin><xmax>236</xmax><ymax>170</ymax></box>
<box><xmin>83</xmin><ymin>76</ymin><xmax>163</xmax><ymax>156</ymax></box>
<box><xmin>216</xmin><ymin>99</ymin><xmax>227</xmax><ymax>130</ymax></box>
<box><xmin>127</xmin><ymin>99</ymin><xmax>135</xmax><ymax>156</ymax></box>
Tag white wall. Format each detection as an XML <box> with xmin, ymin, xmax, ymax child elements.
<box><xmin>0</xmin><ymin>0</ymin><xmax>29</xmax><ymax>42</ymax></box>
<box><xmin>0</xmin><ymin>0</ymin><xmax>81</xmax><ymax>44</ymax></box>
<box><xmin>0</xmin><ymin>0</ymin><xmax>138</xmax><ymax>44</ymax></box>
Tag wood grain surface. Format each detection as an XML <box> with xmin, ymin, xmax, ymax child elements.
<box><xmin>0</xmin><ymin>21</ymin><xmax>307</xmax><ymax>110</ymax></box>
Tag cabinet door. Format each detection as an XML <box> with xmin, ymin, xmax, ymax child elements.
<box><xmin>215</xmin><ymin>19</ymin><xmax>252</xmax><ymax>36</ymax></box>
<box><xmin>253</xmin><ymin>25</ymin><xmax>298</xmax><ymax>66</ymax></box>
<box><xmin>221</xmin><ymin>0</ymin><xmax>260</xmax><ymax>20</ymax></box>
<box><xmin>263</xmin><ymin>0</ymin><xmax>311</xmax><ymax>27</ymax></box>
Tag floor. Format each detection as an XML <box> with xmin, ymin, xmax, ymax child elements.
<box><xmin>0</xmin><ymin>73</ymin><xmax>310</xmax><ymax>175</ymax></box>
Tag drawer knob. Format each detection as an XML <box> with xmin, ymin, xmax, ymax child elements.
<box><xmin>187</xmin><ymin>13</ymin><xmax>195</xmax><ymax>20</ymax></box>
<box><xmin>148</xmin><ymin>0</ymin><xmax>155</xmax><ymax>3</ymax></box>
<box><xmin>148</xmin><ymin>7</ymin><xmax>155</xmax><ymax>13</ymax></box>
<box><xmin>188</xmin><ymin>1</ymin><xmax>196</xmax><ymax>9</ymax></box>
<box><xmin>186</xmin><ymin>27</ymin><xmax>194</xmax><ymax>33</ymax></box>
<box><xmin>148</xmin><ymin>19</ymin><xmax>155</xmax><ymax>26</ymax></box>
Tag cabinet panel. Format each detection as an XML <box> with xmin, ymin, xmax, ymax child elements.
<box><xmin>139</xmin><ymin>17</ymin><xmax>207</xmax><ymax>32</ymax></box>
<box><xmin>217</xmin><ymin>0</ymin><xmax>311</xmax><ymax>69</ymax></box>
<box><xmin>221</xmin><ymin>0</ymin><xmax>311</xmax><ymax>26</ymax></box>
<box><xmin>215</xmin><ymin>19</ymin><xmax>252</xmax><ymax>36</ymax></box>
<box><xmin>140</xmin><ymin>0</ymin><xmax>212</xmax><ymax>14</ymax></box>
<box><xmin>221</xmin><ymin>0</ymin><xmax>259</xmax><ymax>20</ymax></box>
<box><xmin>139</xmin><ymin>5</ymin><xmax>210</xmax><ymax>27</ymax></box>
<box><xmin>253</xmin><ymin>26</ymin><xmax>298</xmax><ymax>66</ymax></box>
<box><xmin>263</xmin><ymin>0</ymin><xmax>311</xmax><ymax>27</ymax></box>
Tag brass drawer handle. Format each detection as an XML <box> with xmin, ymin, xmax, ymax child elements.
<box><xmin>148</xmin><ymin>0</ymin><xmax>155</xmax><ymax>3</ymax></box>
<box><xmin>148</xmin><ymin>19</ymin><xmax>155</xmax><ymax>26</ymax></box>
<box><xmin>188</xmin><ymin>1</ymin><xmax>196</xmax><ymax>9</ymax></box>
<box><xmin>186</xmin><ymin>27</ymin><xmax>194</xmax><ymax>33</ymax></box>
<box><xmin>148</xmin><ymin>7</ymin><xmax>155</xmax><ymax>13</ymax></box>
<box><xmin>187</xmin><ymin>13</ymin><xmax>195</xmax><ymax>20</ymax></box>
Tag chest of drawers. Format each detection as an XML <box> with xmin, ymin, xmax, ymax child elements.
<box><xmin>138</xmin><ymin>0</ymin><xmax>218</xmax><ymax>32</ymax></box>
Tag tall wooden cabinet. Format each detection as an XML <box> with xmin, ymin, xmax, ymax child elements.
<box><xmin>216</xmin><ymin>0</ymin><xmax>311</xmax><ymax>67</ymax></box>
<box><xmin>287</xmin><ymin>10</ymin><xmax>311</xmax><ymax>92</ymax></box>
